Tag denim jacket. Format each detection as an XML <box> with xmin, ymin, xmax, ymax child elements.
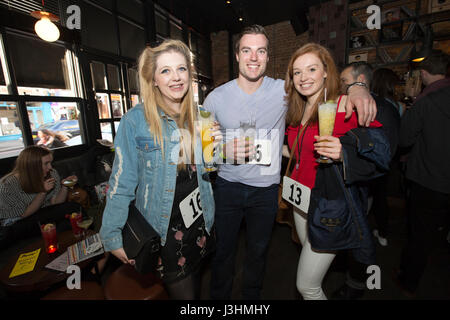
<box><xmin>100</xmin><ymin>104</ymin><xmax>215</xmax><ymax>252</ymax></box>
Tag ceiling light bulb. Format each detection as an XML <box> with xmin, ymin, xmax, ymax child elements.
<box><xmin>239</xmin><ymin>17</ymin><xmax>243</xmax><ymax>21</ymax></box>
<box><xmin>35</xmin><ymin>16</ymin><xmax>60</xmax><ymax>42</ymax></box>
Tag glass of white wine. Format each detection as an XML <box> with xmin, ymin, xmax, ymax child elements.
<box><xmin>76</xmin><ymin>215</ymin><xmax>94</xmax><ymax>239</ymax></box>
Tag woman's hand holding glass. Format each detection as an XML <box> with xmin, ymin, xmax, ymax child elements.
<box><xmin>314</xmin><ymin>135</ymin><xmax>343</xmax><ymax>162</ymax></box>
<box><xmin>62</xmin><ymin>175</ymin><xmax>78</xmax><ymax>189</ymax></box>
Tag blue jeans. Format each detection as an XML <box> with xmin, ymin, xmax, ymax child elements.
<box><xmin>210</xmin><ymin>176</ymin><xmax>278</xmax><ymax>299</ymax></box>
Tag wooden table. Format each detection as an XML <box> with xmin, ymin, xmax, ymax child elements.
<box><xmin>0</xmin><ymin>230</ymin><xmax>101</xmax><ymax>293</ymax></box>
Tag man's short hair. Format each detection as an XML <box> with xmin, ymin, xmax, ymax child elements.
<box><xmin>234</xmin><ymin>24</ymin><xmax>269</xmax><ymax>54</ymax></box>
<box><xmin>417</xmin><ymin>50</ymin><xmax>449</xmax><ymax>75</ymax></box>
<box><xmin>346</xmin><ymin>61</ymin><xmax>373</xmax><ymax>85</ymax></box>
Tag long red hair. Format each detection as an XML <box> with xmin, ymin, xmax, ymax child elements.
<box><xmin>285</xmin><ymin>43</ymin><xmax>340</xmax><ymax>127</ymax></box>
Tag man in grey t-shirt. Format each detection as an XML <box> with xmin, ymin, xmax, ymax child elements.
<box><xmin>204</xmin><ymin>25</ymin><xmax>376</xmax><ymax>300</ymax></box>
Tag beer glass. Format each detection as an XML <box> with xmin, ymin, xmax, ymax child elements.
<box><xmin>198</xmin><ymin>107</ymin><xmax>217</xmax><ymax>172</ymax></box>
<box><xmin>239</xmin><ymin>118</ymin><xmax>256</xmax><ymax>163</ymax></box>
<box><xmin>317</xmin><ymin>100</ymin><xmax>337</xmax><ymax>164</ymax></box>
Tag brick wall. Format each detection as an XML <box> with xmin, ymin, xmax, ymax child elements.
<box><xmin>210</xmin><ymin>30</ymin><xmax>230</xmax><ymax>88</ymax></box>
<box><xmin>210</xmin><ymin>21</ymin><xmax>309</xmax><ymax>87</ymax></box>
<box><xmin>265</xmin><ymin>21</ymin><xmax>309</xmax><ymax>80</ymax></box>
<box><xmin>308</xmin><ymin>0</ymin><xmax>348</xmax><ymax>69</ymax></box>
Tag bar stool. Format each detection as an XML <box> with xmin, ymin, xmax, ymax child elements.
<box><xmin>104</xmin><ymin>264</ymin><xmax>168</xmax><ymax>300</ymax></box>
<box><xmin>41</xmin><ymin>281</ymin><xmax>105</xmax><ymax>300</ymax></box>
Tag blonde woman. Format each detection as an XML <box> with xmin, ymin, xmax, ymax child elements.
<box><xmin>100</xmin><ymin>40</ymin><xmax>222</xmax><ymax>299</ymax></box>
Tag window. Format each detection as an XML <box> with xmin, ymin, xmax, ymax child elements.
<box><xmin>81</xmin><ymin>1</ymin><xmax>119</xmax><ymax>55</ymax></box>
<box><xmin>0</xmin><ymin>57</ymin><xmax>6</xmax><ymax>94</ymax></box>
<box><xmin>118</xmin><ymin>17</ymin><xmax>146</xmax><ymax>60</ymax></box>
<box><xmin>190</xmin><ymin>31</ymin><xmax>198</xmax><ymax>53</ymax></box>
<box><xmin>0</xmin><ymin>33</ymin><xmax>84</xmax><ymax>159</ymax></box>
<box><xmin>155</xmin><ymin>11</ymin><xmax>169</xmax><ymax>37</ymax></box>
<box><xmin>7</xmin><ymin>33</ymin><xmax>79</xmax><ymax>97</ymax></box>
<box><xmin>170</xmin><ymin>21</ymin><xmax>184</xmax><ymax>42</ymax></box>
<box><xmin>117</xmin><ymin>0</ymin><xmax>144</xmax><ymax>24</ymax></box>
<box><xmin>28</xmin><ymin>101</ymin><xmax>81</xmax><ymax>148</ymax></box>
<box><xmin>90</xmin><ymin>60</ymin><xmax>126</xmax><ymax>144</ymax></box>
<box><xmin>128</xmin><ymin>67</ymin><xmax>141</xmax><ymax>108</ymax></box>
<box><xmin>0</xmin><ymin>102</ymin><xmax>24</xmax><ymax>158</ymax></box>
<box><xmin>107</xmin><ymin>64</ymin><xmax>121</xmax><ymax>91</ymax></box>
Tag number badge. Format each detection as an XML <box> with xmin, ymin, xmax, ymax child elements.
<box><xmin>248</xmin><ymin>139</ymin><xmax>271</xmax><ymax>165</ymax></box>
<box><xmin>281</xmin><ymin>176</ymin><xmax>311</xmax><ymax>213</ymax></box>
<box><xmin>179</xmin><ymin>187</ymin><xmax>203</xmax><ymax>228</ymax></box>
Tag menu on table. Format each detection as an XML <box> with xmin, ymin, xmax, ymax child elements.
<box><xmin>67</xmin><ymin>233</ymin><xmax>104</xmax><ymax>265</ymax></box>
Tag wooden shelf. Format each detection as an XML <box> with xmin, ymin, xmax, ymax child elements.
<box><xmin>346</xmin><ymin>0</ymin><xmax>450</xmax><ymax>67</ymax></box>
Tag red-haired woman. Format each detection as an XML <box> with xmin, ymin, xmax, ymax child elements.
<box><xmin>283</xmin><ymin>43</ymin><xmax>389</xmax><ymax>300</ymax></box>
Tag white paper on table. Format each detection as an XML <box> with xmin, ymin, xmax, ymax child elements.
<box><xmin>45</xmin><ymin>251</ymin><xmax>69</xmax><ymax>272</ymax></box>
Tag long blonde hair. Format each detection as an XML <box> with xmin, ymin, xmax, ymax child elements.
<box><xmin>285</xmin><ymin>43</ymin><xmax>340</xmax><ymax>127</ymax></box>
<box><xmin>137</xmin><ymin>39</ymin><xmax>196</xmax><ymax>165</ymax></box>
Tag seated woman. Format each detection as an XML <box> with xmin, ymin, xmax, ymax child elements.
<box><xmin>37</xmin><ymin>129</ymin><xmax>68</xmax><ymax>149</ymax></box>
<box><xmin>0</xmin><ymin>146</ymin><xmax>80</xmax><ymax>248</ymax></box>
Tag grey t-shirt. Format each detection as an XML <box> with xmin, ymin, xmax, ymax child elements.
<box><xmin>204</xmin><ymin>76</ymin><xmax>287</xmax><ymax>187</ymax></box>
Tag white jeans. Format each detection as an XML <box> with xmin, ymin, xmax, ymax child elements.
<box><xmin>294</xmin><ymin>207</ymin><xmax>336</xmax><ymax>300</ymax></box>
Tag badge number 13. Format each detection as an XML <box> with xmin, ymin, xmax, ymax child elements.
<box><xmin>282</xmin><ymin>176</ymin><xmax>311</xmax><ymax>213</ymax></box>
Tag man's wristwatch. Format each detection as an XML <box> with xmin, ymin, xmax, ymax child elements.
<box><xmin>346</xmin><ymin>82</ymin><xmax>367</xmax><ymax>94</ymax></box>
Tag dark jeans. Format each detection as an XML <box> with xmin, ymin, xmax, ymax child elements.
<box><xmin>399</xmin><ymin>181</ymin><xmax>450</xmax><ymax>292</ymax></box>
<box><xmin>210</xmin><ymin>176</ymin><xmax>278</xmax><ymax>300</ymax></box>
<box><xmin>1</xmin><ymin>202</ymin><xmax>81</xmax><ymax>249</ymax></box>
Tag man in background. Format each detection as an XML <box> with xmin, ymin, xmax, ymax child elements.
<box><xmin>394</xmin><ymin>51</ymin><xmax>450</xmax><ymax>298</ymax></box>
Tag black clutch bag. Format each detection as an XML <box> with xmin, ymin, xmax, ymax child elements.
<box><xmin>122</xmin><ymin>201</ymin><xmax>161</xmax><ymax>274</ymax></box>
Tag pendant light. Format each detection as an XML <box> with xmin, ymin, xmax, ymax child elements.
<box><xmin>411</xmin><ymin>25</ymin><xmax>433</xmax><ymax>63</ymax></box>
<box><xmin>31</xmin><ymin>0</ymin><xmax>60</xmax><ymax>42</ymax></box>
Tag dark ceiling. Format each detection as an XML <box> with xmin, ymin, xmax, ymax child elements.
<box><xmin>154</xmin><ymin>0</ymin><xmax>317</xmax><ymax>35</ymax></box>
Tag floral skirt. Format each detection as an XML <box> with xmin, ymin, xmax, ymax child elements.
<box><xmin>156</xmin><ymin>167</ymin><xmax>215</xmax><ymax>284</ymax></box>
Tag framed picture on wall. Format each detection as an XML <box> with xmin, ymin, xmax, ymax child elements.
<box><xmin>348</xmin><ymin>52</ymin><xmax>368</xmax><ymax>63</ymax></box>
<box><xmin>380</xmin><ymin>22</ymin><xmax>403</xmax><ymax>42</ymax></box>
<box><xmin>381</xmin><ymin>8</ymin><xmax>401</xmax><ymax>24</ymax></box>
<box><xmin>350</xmin><ymin>35</ymin><xmax>366</xmax><ymax>48</ymax></box>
